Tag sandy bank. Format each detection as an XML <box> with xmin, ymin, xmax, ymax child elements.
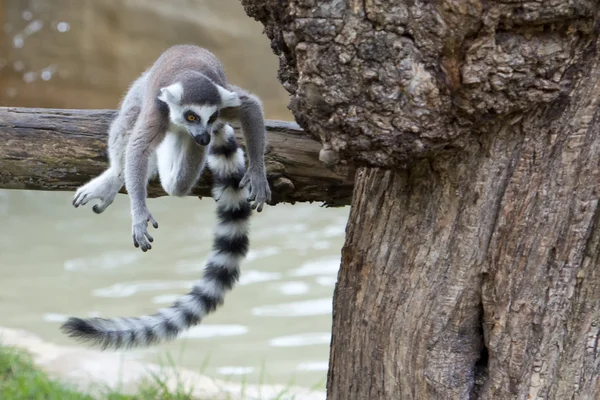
<box><xmin>0</xmin><ymin>326</ymin><xmax>326</xmax><ymax>400</ymax></box>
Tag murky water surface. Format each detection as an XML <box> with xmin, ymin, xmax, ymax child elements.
<box><xmin>0</xmin><ymin>189</ymin><xmax>349</xmax><ymax>388</ymax></box>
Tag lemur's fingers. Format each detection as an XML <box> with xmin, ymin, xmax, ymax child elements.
<box><xmin>148</xmin><ymin>214</ymin><xmax>159</xmax><ymax>229</ymax></box>
<box><xmin>75</xmin><ymin>193</ymin><xmax>90</xmax><ymax>207</ymax></box>
<box><xmin>257</xmin><ymin>187</ymin><xmax>272</xmax><ymax>212</ymax></box>
<box><xmin>133</xmin><ymin>234</ymin><xmax>152</xmax><ymax>252</ymax></box>
<box><xmin>92</xmin><ymin>198</ymin><xmax>113</xmax><ymax>214</ymax></box>
<box><xmin>92</xmin><ymin>202</ymin><xmax>109</xmax><ymax>214</ymax></box>
<box><xmin>72</xmin><ymin>192</ymin><xmax>84</xmax><ymax>207</ymax></box>
<box><xmin>132</xmin><ymin>221</ymin><xmax>153</xmax><ymax>252</ymax></box>
<box><xmin>252</xmin><ymin>195</ymin><xmax>266</xmax><ymax>212</ymax></box>
<box><xmin>256</xmin><ymin>185</ymin><xmax>272</xmax><ymax>206</ymax></box>
<box><xmin>245</xmin><ymin>173</ymin><xmax>271</xmax><ymax>212</ymax></box>
<box><xmin>131</xmin><ymin>207</ymin><xmax>159</xmax><ymax>251</ymax></box>
<box><xmin>239</xmin><ymin>174</ymin><xmax>250</xmax><ymax>188</ymax></box>
<box><xmin>248</xmin><ymin>190</ymin><xmax>264</xmax><ymax>212</ymax></box>
<box><xmin>266</xmin><ymin>186</ymin><xmax>272</xmax><ymax>203</ymax></box>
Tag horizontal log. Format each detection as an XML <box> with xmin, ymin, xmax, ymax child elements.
<box><xmin>0</xmin><ymin>107</ymin><xmax>354</xmax><ymax>206</ymax></box>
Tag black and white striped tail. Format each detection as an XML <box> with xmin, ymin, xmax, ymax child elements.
<box><xmin>60</xmin><ymin>123</ymin><xmax>252</xmax><ymax>349</ymax></box>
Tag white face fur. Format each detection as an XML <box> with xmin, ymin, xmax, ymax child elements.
<box><xmin>158</xmin><ymin>82</ymin><xmax>241</xmax><ymax>130</ymax></box>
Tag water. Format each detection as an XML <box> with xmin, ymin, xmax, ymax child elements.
<box><xmin>1</xmin><ymin>0</ymin><xmax>345</xmax><ymax>390</ymax></box>
<box><xmin>0</xmin><ymin>188</ymin><xmax>349</xmax><ymax>388</ymax></box>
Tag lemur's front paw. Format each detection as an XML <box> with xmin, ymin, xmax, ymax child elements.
<box><xmin>239</xmin><ymin>167</ymin><xmax>271</xmax><ymax>212</ymax></box>
<box><xmin>73</xmin><ymin>184</ymin><xmax>97</xmax><ymax>208</ymax></box>
<box><xmin>72</xmin><ymin>174</ymin><xmax>118</xmax><ymax>213</ymax></box>
<box><xmin>132</xmin><ymin>208</ymin><xmax>159</xmax><ymax>252</ymax></box>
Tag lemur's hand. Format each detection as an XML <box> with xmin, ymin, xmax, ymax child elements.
<box><xmin>240</xmin><ymin>166</ymin><xmax>271</xmax><ymax>212</ymax></box>
<box><xmin>131</xmin><ymin>207</ymin><xmax>159</xmax><ymax>252</ymax></box>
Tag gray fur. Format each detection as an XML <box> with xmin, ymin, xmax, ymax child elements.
<box><xmin>178</xmin><ymin>71</ymin><xmax>221</xmax><ymax>106</ymax></box>
<box><xmin>222</xmin><ymin>85</ymin><xmax>270</xmax><ymax>208</ymax></box>
<box><xmin>72</xmin><ymin>44</ymin><xmax>272</xmax><ymax>252</ymax></box>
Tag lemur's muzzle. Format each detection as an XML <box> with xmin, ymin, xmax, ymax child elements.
<box><xmin>192</xmin><ymin>130</ymin><xmax>211</xmax><ymax>146</ymax></box>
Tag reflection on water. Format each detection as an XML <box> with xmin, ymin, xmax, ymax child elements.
<box><xmin>179</xmin><ymin>324</ymin><xmax>249</xmax><ymax>340</ymax></box>
<box><xmin>296</xmin><ymin>362</ymin><xmax>330</xmax><ymax>372</ymax></box>
<box><xmin>275</xmin><ymin>281</ymin><xmax>311</xmax><ymax>295</ymax></box>
<box><xmin>292</xmin><ymin>257</ymin><xmax>342</xmax><ymax>277</ymax></box>
<box><xmin>252</xmin><ymin>299</ymin><xmax>333</xmax><ymax>317</ymax></box>
<box><xmin>0</xmin><ymin>188</ymin><xmax>348</xmax><ymax>388</ymax></box>
<box><xmin>269</xmin><ymin>332</ymin><xmax>331</xmax><ymax>348</ymax></box>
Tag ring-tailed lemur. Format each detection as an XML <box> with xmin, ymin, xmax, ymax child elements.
<box><xmin>63</xmin><ymin>122</ymin><xmax>251</xmax><ymax>349</ymax></box>
<box><xmin>72</xmin><ymin>44</ymin><xmax>271</xmax><ymax>252</ymax></box>
<box><xmin>62</xmin><ymin>45</ymin><xmax>271</xmax><ymax>349</ymax></box>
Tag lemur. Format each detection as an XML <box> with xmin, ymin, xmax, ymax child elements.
<box><xmin>61</xmin><ymin>45</ymin><xmax>271</xmax><ymax>349</ymax></box>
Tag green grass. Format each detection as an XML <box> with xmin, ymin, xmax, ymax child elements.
<box><xmin>0</xmin><ymin>345</ymin><xmax>94</xmax><ymax>400</ymax></box>
<box><xmin>0</xmin><ymin>345</ymin><xmax>326</xmax><ymax>400</ymax></box>
<box><xmin>0</xmin><ymin>345</ymin><xmax>193</xmax><ymax>399</ymax></box>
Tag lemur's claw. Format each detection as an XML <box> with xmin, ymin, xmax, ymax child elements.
<box><xmin>93</xmin><ymin>204</ymin><xmax>109</xmax><ymax>214</ymax></box>
<box><xmin>240</xmin><ymin>169</ymin><xmax>271</xmax><ymax>213</ymax></box>
<box><xmin>132</xmin><ymin>208</ymin><xmax>158</xmax><ymax>252</ymax></box>
<box><xmin>239</xmin><ymin>173</ymin><xmax>250</xmax><ymax>189</ymax></box>
<box><xmin>73</xmin><ymin>193</ymin><xmax>89</xmax><ymax>208</ymax></box>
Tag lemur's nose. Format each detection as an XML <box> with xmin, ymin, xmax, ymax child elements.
<box><xmin>194</xmin><ymin>132</ymin><xmax>211</xmax><ymax>146</ymax></box>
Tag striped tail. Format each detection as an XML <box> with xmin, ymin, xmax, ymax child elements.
<box><xmin>60</xmin><ymin>123</ymin><xmax>252</xmax><ymax>349</ymax></box>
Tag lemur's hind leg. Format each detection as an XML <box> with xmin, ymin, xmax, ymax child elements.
<box><xmin>73</xmin><ymin>105</ymin><xmax>140</xmax><ymax>213</ymax></box>
<box><xmin>156</xmin><ymin>128</ymin><xmax>207</xmax><ymax>197</ymax></box>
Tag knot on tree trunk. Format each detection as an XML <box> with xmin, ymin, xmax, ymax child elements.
<box><xmin>241</xmin><ymin>0</ymin><xmax>596</xmax><ymax>169</ymax></box>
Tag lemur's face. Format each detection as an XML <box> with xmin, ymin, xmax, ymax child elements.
<box><xmin>158</xmin><ymin>80</ymin><xmax>240</xmax><ymax>146</ymax></box>
<box><xmin>177</xmin><ymin>105</ymin><xmax>219</xmax><ymax>146</ymax></box>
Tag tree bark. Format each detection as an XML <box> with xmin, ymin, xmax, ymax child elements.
<box><xmin>241</xmin><ymin>0</ymin><xmax>600</xmax><ymax>398</ymax></box>
<box><xmin>0</xmin><ymin>107</ymin><xmax>354</xmax><ymax>206</ymax></box>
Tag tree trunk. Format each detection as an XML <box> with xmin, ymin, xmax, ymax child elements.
<box><xmin>241</xmin><ymin>0</ymin><xmax>600</xmax><ymax>398</ymax></box>
<box><xmin>0</xmin><ymin>107</ymin><xmax>354</xmax><ymax>206</ymax></box>
<box><xmin>332</xmin><ymin>109</ymin><xmax>600</xmax><ymax>398</ymax></box>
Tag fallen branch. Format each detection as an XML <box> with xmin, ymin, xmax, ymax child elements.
<box><xmin>0</xmin><ymin>107</ymin><xmax>354</xmax><ymax>206</ymax></box>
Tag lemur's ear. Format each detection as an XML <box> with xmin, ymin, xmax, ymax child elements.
<box><xmin>217</xmin><ymin>85</ymin><xmax>242</xmax><ymax>108</ymax></box>
<box><xmin>158</xmin><ymin>82</ymin><xmax>184</xmax><ymax>105</ymax></box>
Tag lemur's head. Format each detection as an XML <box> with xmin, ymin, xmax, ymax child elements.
<box><xmin>157</xmin><ymin>73</ymin><xmax>240</xmax><ymax>146</ymax></box>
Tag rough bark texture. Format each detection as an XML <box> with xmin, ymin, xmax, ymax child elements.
<box><xmin>242</xmin><ymin>0</ymin><xmax>596</xmax><ymax>169</ymax></box>
<box><xmin>241</xmin><ymin>0</ymin><xmax>600</xmax><ymax>398</ymax></box>
<box><xmin>0</xmin><ymin>107</ymin><xmax>354</xmax><ymax>206</ymax></box>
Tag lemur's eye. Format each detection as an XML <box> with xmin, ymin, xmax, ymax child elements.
<box><xmin>186</xmin><ymin>114</ymin><xmax>197</xmax><ymax>122</ymax></box>
<box><xmin>208</xmin><ymin>111</ymin><xmax>219</xmax><ymax>124</ymax></box>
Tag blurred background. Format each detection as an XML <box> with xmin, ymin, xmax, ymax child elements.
<box><xmin>0</xmin><ymin>0</ymin><xmax>348</xmax><ymax>390</ymax></box>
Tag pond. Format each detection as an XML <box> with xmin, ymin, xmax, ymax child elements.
<box><xmin>0</xmin><ymin>188</ymin><xmax>349</xmax><ymax>388</ymax></box>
